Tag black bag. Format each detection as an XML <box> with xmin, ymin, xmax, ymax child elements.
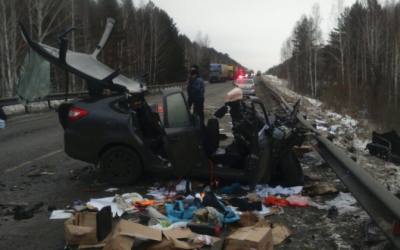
<box><xmin>0</xmin><ymin>107</ymin><xmax>7</xmax><ymax>121</ymax></box>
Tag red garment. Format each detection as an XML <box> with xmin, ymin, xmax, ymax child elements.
<box><xmin>264</xmin><ymin>196</ymin><xmax>289</xmax><ymax>206</ymax></box>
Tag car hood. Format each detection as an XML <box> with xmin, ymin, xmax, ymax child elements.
<box><xmin>19</xmin><ymin>18</ymin><xmax>145</xmax><ymax>94</ymax></box>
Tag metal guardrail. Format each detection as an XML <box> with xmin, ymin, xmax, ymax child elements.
<box><xmin>262</xmin><ymin>76</ymin><xmax>400</xmax><ymax>249</ymax></box>
<box><xmin>0</xmin><ymin>82</ymin><xmax>187</xmax><ymax>111</ymax></box>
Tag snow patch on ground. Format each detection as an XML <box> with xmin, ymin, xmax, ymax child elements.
<box><xmin>264</xmin><ymin>75</ymin><xmax>400</xmax><ymax>195</ymax></box>
<box><xmin>3</xmin><ymin>100</ymin><xmax>69</xmax><ymax>115</ymax></box>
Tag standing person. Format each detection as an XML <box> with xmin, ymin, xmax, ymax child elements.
<box><xmin>187</xmin><ymin>65</ymin><xmax>205</xmax><ymax>123</ymax></box>
<box><xmin>0</xmin><ymin>106</ymin><xmax>7</xmax><ymax>130</ymax></box>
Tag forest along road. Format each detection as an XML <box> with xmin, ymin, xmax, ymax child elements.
<box><xmin>0</xmin><ymin>81</ymin><xmax>241</xmax><ymax>250</ymax></box>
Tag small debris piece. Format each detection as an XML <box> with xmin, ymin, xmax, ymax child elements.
<box><xmin>14</xmin><ymin>202</ymin><xmax>43</xmax><ymax>220</ymax></box>
<box><xmin>365</xmin><ymin>220</ymin><xmax>387</xmax><ymax>242</ymax></box>
<box><xmin>303</xmin><ymin>183</ymin><xmax>338</xmax><ymax>196</ymax></box>
<box><xmin>347</xmin><ymin>146</ymin><xmax>356</xmax><ymax>153</ymax></box>
<box><xmin>293</xmin><ymin>145</ymin><xmax>311</xmax><ymax>156</ymax></box>
<box><xmin>301</xmin><ymin>152</ymin><xmax>325</xmax><ymax>166</ymax></box>
<box><xmin>105</xmin><ymin>188</ymin><xmax>118</xmax><ymax>192</ymax></box>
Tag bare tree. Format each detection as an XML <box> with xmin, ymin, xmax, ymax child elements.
<box><xmin>311</xmin><ymin>3</ymin><xmax>324</xmax><ymax>97</ymax></box>
<box><xmin>27</xmin><ymin>0</ymin><xmax>69</xmax><ymax>43</ymax></box>
<box><xmin>194</xmin><ymin>31</ymin><xmax>210</xmax><ymax>65</ymax></box>
<box><xmin>280</xmin><ymin>37</ymin><xmax>293</xmax><ymax>82</ymax></box>
<box><xmin>0</xmin><ymin>0</ymin><xmax>20</xmax><ymax>97</ymax></box>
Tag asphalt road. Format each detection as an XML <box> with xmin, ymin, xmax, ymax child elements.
<box><xmin>0</xmin><ymin>81</ymin><xmax>236</xmax><ymax>250</ymax></box>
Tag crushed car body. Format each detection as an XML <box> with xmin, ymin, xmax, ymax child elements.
<box><xmin>19</xmin><ymin>19</ymin><xmax>306</xmax><ymax>189</ymax></box>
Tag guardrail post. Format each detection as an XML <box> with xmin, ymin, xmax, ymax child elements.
<box><xmin>47</xmin><ymin>100</ymin><xmax>52</xmax><ymax>109</ymax></box>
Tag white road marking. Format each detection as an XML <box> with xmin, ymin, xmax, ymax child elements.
<box><xmin>5</xmin><ymin>149</ymin><xmax>64</xmax><ymax>173</ymax></box>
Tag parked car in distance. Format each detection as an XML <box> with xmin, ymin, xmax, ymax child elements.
<box><xmin>234</xmin><ymin>78</ymin><xmax>256</xmax><ymax>96</ymax></box>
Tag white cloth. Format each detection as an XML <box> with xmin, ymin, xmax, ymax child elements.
<box><xmin>0</xmin><ymin>119</ymin><xmax>5</xmax><ymax>129</ymax></box>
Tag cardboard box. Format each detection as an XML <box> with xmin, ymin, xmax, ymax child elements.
<box><xmin>64</xmin><ymin>212</ymin><xmax>98</xmax><ymax>245</ymax></box>
<box><xmin>103</xmin><ymin>220</ymin><xmax>162</xmax><ymax>250</ymax></box>
<box><xmin>225</xmin><ymin>226</ymin><xmax>273</xmax><ymax>250</ymax></box>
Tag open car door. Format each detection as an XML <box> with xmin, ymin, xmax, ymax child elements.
<box><xmin>244</xmin><ymin>97</ymin><xmax>272</xmax><ymax>189</ymax></box>
<box><xmin>162</xmin><ymin>89</ymin><xmax>201</xmax><ymax>176</ymax></box>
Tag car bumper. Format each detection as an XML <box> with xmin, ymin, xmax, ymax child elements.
<box><xmin>242</xmin><ymin>90</ymin><xmax>256</xmax><ymax>95</ymax></box>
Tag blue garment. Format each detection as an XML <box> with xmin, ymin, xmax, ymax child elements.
<box><xmin>216</xmin><ymin>200</ymin><xmax>240</xmax><ymax>224</ymax></box>
<box><xmin>166</xmin><ymin>200</ymin><xmax>198</xmax><ymax>223</ymax></box>
<box><xmin>202</xmin><ymin>192</ymin><xmax>240</xmax><ymax>223</ymax></box>
<box><xmin>187</xmin><ymin>75</ymin><xmax>205</xmax><ymax>100</ymax></box>
<box><xmin>222</xmin><ymin>183</ymin><xmax>241</xmax><ymax>194</ymax></box>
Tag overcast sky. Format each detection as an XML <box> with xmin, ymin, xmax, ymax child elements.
<box><xmin>133</xmin><ymin>0</ymin><xmax>359</xmax><ymax>71</ymax></box>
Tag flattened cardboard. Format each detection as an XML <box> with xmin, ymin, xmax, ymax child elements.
<box><xmin>147</xmin><ymin>236</ymin><xmax>175</xmax><ymax>250</ymax></box>
<box><xmin>103</xmin><ymin>235</ymin><xmax>134</xmax><ymax>250</ymax></box>
<box><xmin>103</xmin><ymin>220</ymin><xmax>162</xmax><ymax>250</ymax></box>
<box><xmin>78</xmin><ymin>242</ymin><xmax>107</xmax><ymax>249</ymax></box>
<box><xmin>171</xmin><ymin>238</ymin><xmax>203</xmax><ymax>249</ymax></box>
<box><xmin>163</xmin><ymin>228</ymin><xmax>195</xmax><ymax>240</ymax></box>
<box><xmin>271</xmin><ymin>222</ymin><xmax>292</xmax><ymax>245</ymax></box>
<box><xmin>225</xmin><ymin>226</ymin><xmax>273</xmax><ymax>250</ymax></box>
<box><xmin>117</xmin><ymin>220</ymin><xmax>162</xmax><ymax>241</ymax></box>
<box><xmin>148</xmin><ymin>229</ymin><xmax>220</xmax><ymax>250</ymax></box>
<box><xmin>65</xmin><ymin>212</ymin><xmax>98</xmax><ymax>245</ymax></box>
<box><xmin>264</xmin><ymin>207</ymin><xmax>280</xmax><ymax>217</ymax></box>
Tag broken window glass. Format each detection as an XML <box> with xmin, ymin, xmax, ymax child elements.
<box><xmin>17</xmin><ymin>50</ymin><xmax>50</xmax><ymax>104</ymax></box>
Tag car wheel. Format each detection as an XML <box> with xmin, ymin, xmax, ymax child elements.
<box><xmin>278</xmin><ymin>150</ymin><xmax>304</xmax><ymax>186</ymax></box>
<box><xmin>100</xmin><ymin>146</ymin><xmax>142</xmax><ymax>185</ymax></box>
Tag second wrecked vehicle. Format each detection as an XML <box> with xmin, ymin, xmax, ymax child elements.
<box><xmin>20</xmin><ymin>19</ymin><xmax>306</xmax><ymax>189</ymax></box>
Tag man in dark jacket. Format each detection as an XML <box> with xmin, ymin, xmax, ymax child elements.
<box><xmin>187</xmin><ymin>65</ymin><xmax>205</xmax><ymax>123</ymax></box>
<box><xmin>0</xmin><ymin>106</ymin><xmax>7</xmax><ymax>130</ymax></box>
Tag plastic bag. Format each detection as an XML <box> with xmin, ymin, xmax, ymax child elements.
<box><xmin>286</xmin><ymin>195</ymin><xmax>308</xmax><ymax>207</ymax></box>
<box><xmin>325</xmin><ymin>192</ymin><xmax>358</xmax><ymax>215</ymax></box>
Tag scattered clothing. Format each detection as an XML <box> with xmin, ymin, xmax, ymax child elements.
<box><xmin>228</xmin><ymin>197</ymin><xmax>262</xmax><ymax>212</ymax></box>
<box><xmin>165</xmin><ymin>200</ymin><xmax>198</xmax><ymax>223</ymax></box>
<box><xmin>202</xmin><ymin>192</ymin><xmax>240</xmax><ymax>223</ymax></box>
<box><xmin>222</xmin><ymin>182</ymin><xmax>241</xmax><ymax>194</ymax></box>
<box><xmin>264</xmin><ymin>196</ymin><xmax>289</xmax><ymax>207</ymax></box>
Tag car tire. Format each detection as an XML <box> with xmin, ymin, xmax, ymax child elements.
<box><xmin>278</xmin><ymin>150</ymin><xmax>304</xmax><ymax>186</ymax></box>
<box><xmin>99</xmin><ymin>146</ymin><xmax>142</xmax><ymax>185</ymax></box>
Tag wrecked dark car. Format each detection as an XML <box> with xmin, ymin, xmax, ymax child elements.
<box><xmin>20</xmin><ymin>19</ymin><xmax>306</xmax><ymax>189</ymax></box>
